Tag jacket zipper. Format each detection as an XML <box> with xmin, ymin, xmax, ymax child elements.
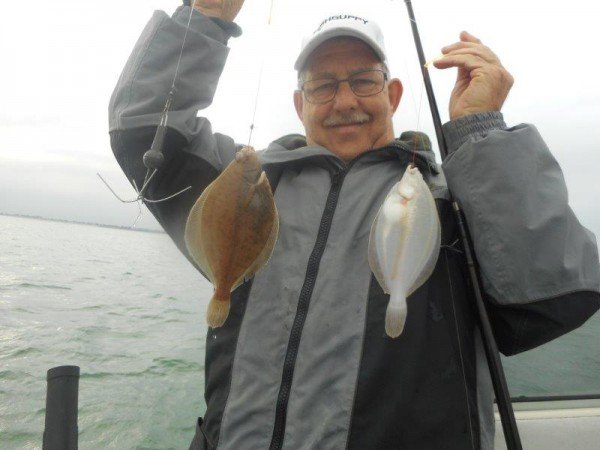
<box><xmin>268</xmin><ymin>166</ymin><xmax>350</xmax><ymax>450</ymax></box>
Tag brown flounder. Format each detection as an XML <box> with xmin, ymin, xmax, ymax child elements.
<box><xmin>184</xmin><ymin>146</ymin><xmax>279</xmax><ymax>328</ymax></box>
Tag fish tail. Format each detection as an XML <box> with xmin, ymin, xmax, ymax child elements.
<box><xmin>207</xmin><ymin>290</ymin><xmax>231</xmax><ymax>328</ymax></box>
<box><xmin>385</xmin><ymin>292</ymin><xmax>407</xmax><ymax>338</ymax></box>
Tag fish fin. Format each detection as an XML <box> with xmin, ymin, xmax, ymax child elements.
<box><xmin>242</xmin><ymin>171</ymin><xmax>267</xmax><ymax>208</ymax></box>
<box><xmin>385</xmin><ymin>290</ymin><xmax>407</xmax><ymax>338</ymax></box>
<box><xmin>251</xmin><ymin>206</ymin><xmax>279</xmax><ymax>274</ymax></box>
<box><xmin>231</xmin><ymin>274</ymin><xmax>247</xmax><ymax>292</ymax></box>
<box><xmin>407</xmin><ymin>190</ymin><xmax>441</xmax><ymax>297</ymax></box>
<box><xmin>368</xmin><ymin>210</ymin><xmax>389</xmax><ymax>293</ymax></box>
<box><xmin>234</xmin><ymin>177</ymin><xmax>279</xmax><ymax>289</ymax></box>
<box><xmin>234</xmin><ymin>210</ymin><xmax>279</xmax><ymax>289</ymax></box>
<box><xmin>243</xmin><ymin>184</ymin><xmax>257</xmax><ymax>208</ymax></box>
<box><xmin>207</xmin><ymin>290</ymin><xmax>230</xmax><ymax>328</ymax></box>
<box><xmin>184</xmin><ymin>184</ymin><xmax>215</xmax><ymax>283</ymax></box>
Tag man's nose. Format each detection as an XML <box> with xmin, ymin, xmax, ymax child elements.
<box><xmin>332</xmin><ymin>81</ymin><xmax>359</xmax><ymax>110</ymax></box>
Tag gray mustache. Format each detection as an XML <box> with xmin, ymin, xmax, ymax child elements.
<box><xmin>323</xmin><ymin>112</ymin><xmax>371</xmax><ymax>127</ymax></box>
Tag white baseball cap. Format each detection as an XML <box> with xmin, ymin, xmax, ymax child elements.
<box><xmin>294</xmin><ymin>14</ymin><xmax>387</xmax><ymax>71</ymax></box>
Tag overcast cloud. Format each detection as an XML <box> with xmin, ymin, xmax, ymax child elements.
<box><xmin>0</xmin><ymin>0</ymin><xmax>598</xmax><ymax>239</ymax></box>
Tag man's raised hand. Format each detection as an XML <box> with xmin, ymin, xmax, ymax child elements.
<box><xmin>433</xmin><ymin>31</ymin><xmax>514</xmax><ymax>121</ymax></box>
<box><xmin>191</xmin><ymin>0</ymin><xmax>245</xmax><ymax>22</ymax></box>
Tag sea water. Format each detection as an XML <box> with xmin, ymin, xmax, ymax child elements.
<box><xmin>1</xmin><ymin>215</ymin><xmax>211</xmax><ymax>449</ymax></box>
<box><xmin>1</xmin><ymin>215</ymin><xmax>599</xmax><ymax>449</ymax></box>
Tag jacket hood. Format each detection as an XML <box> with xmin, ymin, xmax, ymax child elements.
<box><xmin>259</xmin><ymin>131</ymin><xmax>439</xmax><ymax>175</ymax></box>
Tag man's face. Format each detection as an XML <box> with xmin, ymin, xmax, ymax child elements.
<box><xmin>294</xmin><ymin>37</ymin><xmax>403</xmax><ymax>161</ymax></box>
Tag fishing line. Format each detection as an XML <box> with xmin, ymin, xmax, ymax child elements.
<box><xmin>170</xmin><ymin>0</ymin><xmax>199</xmax><ymax>92</ymax></box>
<box><xmin>443</xmin><ymin>250</ymin><xmax>477</xmax><ymax>450</ymax></box>
<box><xmin>411</xmin><ymin>82</ymin><xmax>425</xmax><ymax>168</ymax></box>
<box><xmin>395</xmin><ymin>3</ymin><xmax>428</xmax><ymax>168</ymax></box>
<box><xmin>247</xmin><ymin>0</ymin><xmax>276</xmax><ymax>147</ymax></box>
<box><xmin>247</xmin><ymin>63</ymin><xmax>264</xmax><ymax>146</ymax></box>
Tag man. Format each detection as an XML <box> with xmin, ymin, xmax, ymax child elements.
<box><xmin>109</xmin><ymin>1</ymin><xmax>600</xmax><ymax>449</ymax></box>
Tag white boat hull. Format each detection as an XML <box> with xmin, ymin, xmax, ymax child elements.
<box><xmin>494</xmin><ymin>398</ymin><xmax>600</xmax><ymax>449</ymax></box>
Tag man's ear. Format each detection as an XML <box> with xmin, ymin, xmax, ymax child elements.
<box><xmin>387</xmin><ymin>78</ymin><xmax>403</xmax><ymax>113</ymax></box>
<box><xmin>293</xmin><ymin>90</ymin><xmax>304</xmax><ymax>121</ymax></box>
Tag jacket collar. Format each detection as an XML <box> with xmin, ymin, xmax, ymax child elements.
<box><xmin>258</xmin><ymin>132</ymin><xmax>439</xmax><ymax>175</ymax></box>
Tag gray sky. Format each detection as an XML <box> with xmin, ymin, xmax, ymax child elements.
<box><xmin>0</xmin><ymin>0</ymin><xmax>599</xmax><ymax>239</ymax></box>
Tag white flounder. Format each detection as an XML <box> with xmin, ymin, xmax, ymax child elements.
<box><xmin>368</xmin><ymin>165</ymin><xmax>441</xmax><ymax>338</ymax></box>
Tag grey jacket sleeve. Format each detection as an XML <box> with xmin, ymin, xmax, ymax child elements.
<box><xmin>108</xmin><ymin>6</ymin><xmax>242</xmax><ymax>262</ymax></box>
<box><xmin>441</xmin><ymin>112</ymin><xmax>600</xmax><ymax>354</ymax></box>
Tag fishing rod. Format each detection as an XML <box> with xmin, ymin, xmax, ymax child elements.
<box><xmin>403</xmin><ymin>1</ymin><xmax>523</xmax><ymax>449</ymax></box>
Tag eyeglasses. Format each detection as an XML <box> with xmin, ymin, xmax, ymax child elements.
<box><xmin>300</xmin><ymin>69</ymin><xmax>388</xmax><ymax>104</ymax></box>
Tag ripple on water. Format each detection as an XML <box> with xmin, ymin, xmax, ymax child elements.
<box><xmin>112</xmin><ymin>329</ymin><xmax>146</xmax><ymax>339</ymax></box>
<box><xmin>0</xmin><ymin>369</ymin><xmax>32</xmax><ymax>381</ymax></box>
<box><xmin>78</xmin><ymin>325</ymin><xmax>111</xmax><ymax>336</ymax></box>
<box><xmin>77</xmin><ymin>304</ymin><xmax>105</xmax><ymax>311</ymax></box>
<box><xmin>1</xmin><ymin>431</ymin><xmax>40</xmax><ymax>446</ymax></box>
<box><xmin>6</xmin><ymin>282</ymin><xmax>72</xmax><ymax>291</ymax></box>
<box><xmin>7</xmin><ymin>347</ymin><xmax>42</xmax><ymax>359</ymax></box>
<box><xmin>150</xmin><ymin>357</ymin><xmax>201</xmax><ymax>373</ymax></box>
<box><xmin>162</xmin><ymin>318</ymin><xmax>183</xmax><ymax>324</ymax></box>
<box><xmin>163</xmin><ymin>308</ymin><xmax>186</xmax><ymax>315</ymax></box>
<box><xmin>139</xmin><ymin>314</ymin><xmax>163</xmax><ymax>320</ymax></box>
<box><xmin>8</xmin><ymin>306</ymin><xmax>33</xmax><ymax>314</ymax></box>
<box><xmin>80</xmin><ymin>369</ymin><xmax>150</xmax><ymax>380</ymax></box>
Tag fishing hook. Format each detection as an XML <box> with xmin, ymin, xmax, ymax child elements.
<box><xmin>98</xmin><ymin>3</ymin><xmax>199</xmax><ymax>225</ymax></box>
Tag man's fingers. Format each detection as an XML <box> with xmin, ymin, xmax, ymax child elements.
<box><xmin>441</xmin><ymin>31</ymin><xmax>485</xmax><ymax>57</ymax></box>
<box><xmin>460</xmin><ymin>30</ymin><xmax>481</xmax><ymax>44</ymax></box>
<box><xmin>433</xmin><ymin>30</ymin><xmax>514</xmax><ymax>119</ymax></box>
<box><xmin>441</xmin><ymin>46</ymin><xmax>500</xmax><ymax>64</ymax></box>
<box><xmin>442</xmin><ymin>41</ymin><xmax>490</xmax><ymax>55</ymax></box>
<box><xmin>432</xmin><ymin>53</ymin><xmax>488</xmax><ymax>71</ymax></box>
<box><xmin>442</xmin><ymin>41</ymin><xmax>477</xmax><ymax>53</ymax></box>
<box><xmin>433</xmin><ymin>53</ymin><xmax>514</xmax><ymax>92</ymax></box>
<box><xmin>193</xmin><ymin>0</ymin><xmax>244</xmax><ymax>21</ymax></box>
<box><xmin>444</xmin><ymin>31</ymin><xmax>483</xmax><ymax>49</ymax></box>
<box><xmin>193</xmin><ymin>0</ymin><xmax>222</xmax><ymax>7</ymax></box>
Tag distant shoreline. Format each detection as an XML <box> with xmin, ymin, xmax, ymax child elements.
<box><xmin>0</xmin><ymin>212</ymin><xmax>164</xmax><ymax>234</ymax></box>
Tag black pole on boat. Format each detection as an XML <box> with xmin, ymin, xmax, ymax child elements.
<box><xmin>402</xmin><ymin>2</ymin><xmax>523</xmax><ymax>449</ymax></box>
<box><xmin>43</xmin><ymin>365</ymin><xmax>80</xmax><ymax>450</ymax></box>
